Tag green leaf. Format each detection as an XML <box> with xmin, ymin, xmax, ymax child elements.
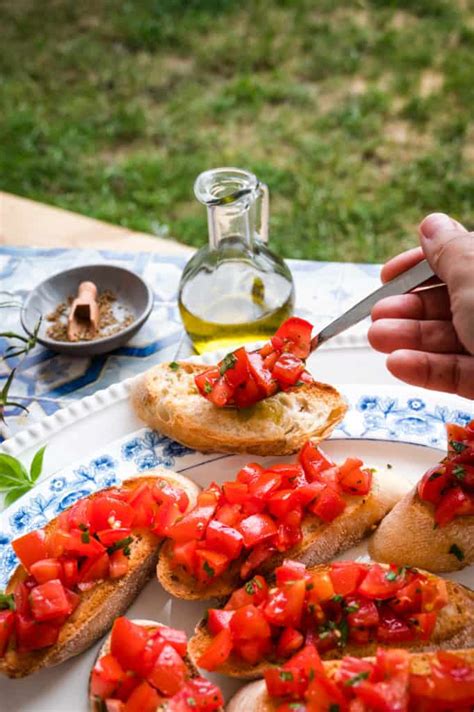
<box><xmin>0</xmin><ymin>593</ymin><xmax>15</xmax><ymax>610</ymax></box>
<box><xmin>4</xmin><ymin>486</ymin><xmax>30</xmax><ymax>506</ymax></box>
<box><xmin>30</xmin><ymin>445</ymin><xmax>47</xmax><ymax>482</ymax></box>
<box><xmin>0</xmin><ymin>453</ymin><xmax>29</xmax><ymax>482</ymax></box>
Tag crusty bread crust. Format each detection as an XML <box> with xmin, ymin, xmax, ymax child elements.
<box><xmin>369</xmin><ymin>487</ymin><xmax>474</xmax><ymax>572</ymax></box>
<box><xmin>0</xmin><ymin>469</ymin><xmax>200</xmax><ymax>678</ymax></box>
<box><xmin>157</xmin><ymin>466</ymin><xmax>408</xmax><ymax>600</ymax></box>
<box><xmin>187</xmin><ymin>565</ymin><xmax>474</xmax><ymax>679</ymax></box>
<box><xmin>131</xmin><ymin>361</ymin><xmax>347</xmax><ymax>456</ymax></box>
<box><xmin>226</xmin><ymin>649</ymin><xmax>474</xmax><ymax>711</ymax></box>
<box><xmin>89</xmin><ymin>620</ymin><xmax>201</xmax><ymax>712</ymax></box>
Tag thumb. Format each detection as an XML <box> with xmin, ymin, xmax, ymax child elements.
<box><xmin>419</xmin><ymin>212</ymin><xmax>474</xmax><ymax>354</ymax></box>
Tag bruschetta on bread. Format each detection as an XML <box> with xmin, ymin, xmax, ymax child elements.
<box><xmin>188</xmin><ymin>559</ymin><xmax>474</xmax><ymax>678</ymax></box>
<box><xmin>227</xmin><ymin>644</ymin><xmax>474</xmax><ymax>712</ymax></box>
<box><xmin>89</xmin><ymin>617</ymin><xmax>223</xmax><ymax>712</ymax></box>
<box><xmin>0</xmin><ymin>469</ymin><xmax>199</xmax><ymax>678</ymax></box>
<box><xmin>131</xmin><ymin>318</ymin><xmax>347</xmax><ymax>456</ymax></box>
<box><xmin>157</xmin><ymin>443</ymin><xmax>407</xmax><ymax>600</ymax></box>
<box><xmin>369</xmin><ymin>420</ymin><xmax>474</xmax><ymax>572</ymax></box>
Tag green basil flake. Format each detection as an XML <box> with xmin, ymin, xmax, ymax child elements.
<box><xmin>186</xmin><ymin>698</ymin><xmax>196</xmax><ymax>707</ymax></box>
<box><xmin>345</xmin><ymin>603</ymin><xmax>359</xmax><ymax>614</ymax></box>
<box><xmin>203</xmin><ymin>561</ymin><xmax>215</xmax><ymax>578</ymax></box>
<box><xmin>204</xmin><ymin>382</ymin><xmax>213</xmax><ymax>394</ymax></box>
<box><xmin>245</xmin><ymin>580</ymin><xmax>256</xmax><ymax>595</ymax></box>
<box><xmin>449</xmin><ymin>544</ymin><xmax>465</xmax><ymax>561</ymax></box>
<box><xmin>345</xmin><ymin>671</ymin><xmax>370</xmax><ymax>687</ymax></box>
<box><xmin>295</xmin><ymin>381</ymin><xmax>304</xmax><ymax>387</ymax></box>
<box><xmin>81</xmin><ymin>529</ymin><xmax>90</xmax><ymax>544</ymax></box>
<box><xmin>255</xmin><ymin>577</ymin><xmax>263</xmax><ymax>589</ymax></box>
<box><xmin>289</xmin><ymin>704</ymin><xmax>306</xmax><ymax>710</ymax></box>
<box><xmin>0</xmin><ymin>593</ymin><xmax>15</xmax><ymax>611</ymax></box>
<box><xmin>329</xmin><ymin>706</ymin><xmax>341</xmax><ymax>712</ymax></box>
<box><xmin>308</xmin><ymin>668</ymin><xmax>315</xmax><ymax>681</ymax></box>
<box><xmin>385</xmin><ymin>570</ymin><xmax>397</xmax><ymax>581</ymax></box>
<box><xmin>219</xmin><ymin>352</ymin><xmax>237</xmax><ymax>376</ymax></box>
<box><xmin>338</xmin><ymin>618</ymin><xmax>349</xmax><ymax>647</ymax></box>
<box><xmin>306</xmin><ymin>582</ymin><xmax>314</xmax><ymax>591</ymax></box>
<box><xmin>449</xmin><ymin>440</ymin><xmax>467</xmax><ymax>453</ymax></box>
<box><xmin>107</xmin><ymin>535</ymin><xmax>133</xmax><ymax>556</ymax></box>
<box><xmin>169</xmin><ymin>362</ymin><xmax>180</xmax><ymax>371</ymax></box>
<box><xmin>428</xmin><ymin>471</ymin><xmax>443</xmax><ymax>481</ymax></box>
<box><xmin>453</xmin><ymin>465</ymin><xmax>466</xmax><ymax>480</ymax></box>
<box><xmin>332</xmin><ymin>594</ymin><xmax>343</xmax><ymax>603</ymax></box>
<box><xmin>279</xmin><ymin>670</ymin><xmax>293</xmax><ymax>681</ymax></box>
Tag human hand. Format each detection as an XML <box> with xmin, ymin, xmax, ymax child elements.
<box><xmin>368</xmin><ymin>212</ymin><xmax>474</xmax><ymax>399</ymax></box>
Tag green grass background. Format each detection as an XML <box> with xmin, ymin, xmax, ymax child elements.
<box><xmin>1</xmin><ymin>0</ymin><xmax>473</xmax><ymax>261</ymax></box>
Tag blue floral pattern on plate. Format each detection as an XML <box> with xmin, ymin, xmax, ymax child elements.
<box><xmin>0</xmin><ymin>389</ymin><xmax>472</xmax><ymax>586</ymax></box>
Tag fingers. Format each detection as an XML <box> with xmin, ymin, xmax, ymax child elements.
<box><xmin>386</xmin><ymin>350</ymin><xmax>474</xmax><ymax>399</ymax></box>
<box><xmin>380</xmin><ymin>247</ymin><xmax>424</xmax><ymax>284</ymax></box>
<box><xmin>368</xmin><ymin>319</ymin><xmax>465</xmax><ymax>355</ymax></box>
<box><xmin>371</xmin><ymin>287</ymin><xmax>451</xmax><ymax>322</ymax></box>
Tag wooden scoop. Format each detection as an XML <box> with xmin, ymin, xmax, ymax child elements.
<box><xmin>67</xmin><ymin>281</ymin><xmax>100</xmax><ymax>341</ymax></box>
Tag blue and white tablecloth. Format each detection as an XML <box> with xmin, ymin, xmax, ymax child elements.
<box><xmin>0</xmin><ymin>246</ymin><xmax>382</xmax><ymax>441</ymax></box>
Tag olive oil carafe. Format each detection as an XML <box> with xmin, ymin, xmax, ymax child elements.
<box><xmin>178</xmin><ymin>167</ymin><xmax>295</xmax><ymax>353</ymax></box>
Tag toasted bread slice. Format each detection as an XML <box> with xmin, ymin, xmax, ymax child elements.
<box><xmin>188</xmin><ymin>566</ymin><xmax>474</xmax><ymax>679</ymax></box>
<box><xmin>0</xmin><ymin>469</ymin><xmax>199</xmax><ymax>679</ymax></box>
<box><xmin>89</xmin><ymin>619</ymin><xmax>202</xmax><ymax>712</ymax></box>
<box><xmin>369</xmin><ymin>488</ymin><xmax>474</xmax><ymax>572</ymax></box>
<box><xmin>131</xmin><ymin>361</ymin><xmax>347</xmax><ymax>456</ymax></box>
<box><xmin>157</xmin><ymin>466</ymin><xmax>408</xmax><ymax>600</ymax></box>
<box><xmin>226</xmin><ymin>649</ymin><xmax>474</xmax><ymax>711</ymax></box>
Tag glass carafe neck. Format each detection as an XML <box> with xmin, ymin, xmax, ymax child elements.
<box><xmin>194</xmin><ymin>167</ymin><xmax>268</xmax><ymax>249</ymax></box>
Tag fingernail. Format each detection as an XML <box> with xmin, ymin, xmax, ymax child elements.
<box><xmin>419</xmin><ymin>212</ymin><xmax>456</xmax><ymax>239</ymax></box>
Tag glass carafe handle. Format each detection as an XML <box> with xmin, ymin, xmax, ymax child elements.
<box><xmin>259</xmin><ymin>183</ymin><xmax>269</xmax><ymax>243</ymax></box>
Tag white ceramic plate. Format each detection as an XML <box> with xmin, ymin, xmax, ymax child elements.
<box><xmin>1</xmin><ymin>350</ymin><xmax>474</xmax><ymax>711</ymax></box>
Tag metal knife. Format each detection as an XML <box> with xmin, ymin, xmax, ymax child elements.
<box><xmin>311</xmin><ymin>258</ymin><xmax>436</xmax><ymax>351</ymax></box>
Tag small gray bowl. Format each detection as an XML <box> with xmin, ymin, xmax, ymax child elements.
<box><xmin>21</xmin><ymin>264</ymin><xmax>153</xmax><ymax>356</ymax></box>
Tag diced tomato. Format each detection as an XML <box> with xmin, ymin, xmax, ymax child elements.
<box><xmin>151</xmin><ymin>626</ymin><xmax>187</xmax><ymax>658</ymax></box>
<box><xmin>64</xmin><ymin>587</ymin><xmax>80</xmax><ymax>613</ymax></box>
<box><xmin>197</xmin><ymin>628</ymin><xmax>233</xmax><ymax>671</ymax></box>
<box><xmin>346</xmin><ymin>596</ymin><xmax>380</xmax><ymax>629</ymax></box>
<box><xmin>79</xmin><ymin>552</ymin><xmax>109</xmax><ymax>583</ymax></box>
<box><xmin>338</xmin><ymin>460</ymin><xmax>372</xmax><ymax>495</ymax></box>
<box><xmin>264</xmin><ymin>579</ymin><xmax>306</xmax><ymax>628</ymax></box>
<box><xmin>329</xmin><ymin>562</ymin><xmax>367</xmax><ymax>596</ymax></box>
<box><xmin>336</xmin><ymin>655</ymin><xmax>375</xmax><ymax>687</ymax></box>
<box><xmin>13</xmin><ymin>581</ymin><xmax>30</xmax><ymax>616</ymax></box>
<box><xmin>418</xmin><ymin>465</ymin><xmax>450</xmax><ymax>505</ymax></box>
<box><xmin>272</xmin><ymin>353</ymin><xmax>305</xmax><ymax>387</ymax></box>
<box><xmin>238</xmin><ymin>513</ymin><xmax>278</xmax><ymax>548</ymax></box>
<box><xmin>409</xmin><ymin>612</ymin><xmax>437</xmax><ymax>640</ymax></box>
<box><xmin>435</xmin><ymin>486</ymin><xmax>473</xmax><ymax>527</ymax></box>
<box><xmin>273</xmin><ymin>317</ymin><xmax>313</xmax><ymax>359</ymax></box>
<box><xmin>276</xmin><ymin>627</ymin><xmax>304</xmax><ymax>658</ymax></box>
<box><xmin>90</xmin><ymin>496</ymin><xmax>135</xmax><ymax>532</ymax></box>
<box><xmin>195</xmin><ymin>548</ymin><xmax>229</xmax><ymax>582</ymax></box>
<box><xmin>47</xmin><ymin>529</ymin><xmax>71</xmax><ymax>559</ymax></box>
<box><xmin>309</xmin><ymin>485</ymin><xmax>346</xmax><ymax>522</ymax></box>
<box><xmin>299</xmin><ymin>442</ymin><xmax>334</xmax><ymax>480</ymax></box>
<box><xmin>215</xmin><ymin>503</ymin><xmax>242</xmax><ymax>527</ymax></box>
<box><xmin>240</xmin><ymin>543</ymin><xmax>273</xmax><ymax>579</ymax></box>
<box><xmin>90</xmin><ymin>653</ymin><xmax>125</xmax><ymax>699</ymax></box>
<box><xmin>127</xmin><ymin>485</ymin><xmax>156</xmax><ymax>529</ymax></box>
<box><xmin>152</xmin><ymin>481</ymin><xmax>189</xmax><ymax>514</ymax></box>
<box><xmin>247</xmin><ymin>351</ymin><xmax>278</xmax><ymax>396</ymax></box>
<box><xmin>30</xmin><ymin>558</ymin><xmax>63</xmax><ymax>584</ymax></box>
<box><xmin>109</xmin><ymin>549</ymin><xmax>129</xmax><ymax>578</ymax></box>
<box><xmin>236</xmin><ymin>462</ymin><xmax>265</xmax><ymax>485</ymax></box>
<box><xmin>262</xmin><ymin>350</ymin><xmax>279</xmax><ymax>370</ymax></box>
<box><xmin>267</xmin><ymin>490</ymin><xmax>296</xmax><ymax>519</ymax></box>
<box><xmin>234</xmin><ymin>636</ymin><xmax>272</xmax><ymax>665</ymax></box>
<box><xmin>65</xmin><ymin>498</ymin><xmax>92</xmax><ymax>531</ymax></box>
<box><xmin>170</xmin><ymin>540</ymin><xmax>197</xmax><ymax>574</ymax></box>
<box><xmin>16</xmin><ymin>614</ymin><xmax>61</xmax><ymax>652</ymax></box>
<box><xmin>147</xmin><ymin>642</ymin><xmax>186</xmax><ymax>695</ymax></box>
<box><xmin>421</xmin><ymin>577</ymin><xmax>448</xmax><ymax>612</ymax></box>
<box><xmin>97</xmin><ymin>528</ymin><xmax>132</xmax><ymax>546</ymax></box>
<box><xmin>208</xmin><ymin>376</ymin><xmax>235</xmax><ymax>407</ymax></box>
<box><xmin>275</xmin><ymin>560</ymin><xmax>307</xmax><ymax>585</ymax></box>
<box><xmin>376</xmin><ymin>608</ymin><xmax>415</xmax><ymax>643</ymax></box>
<box><xmin>233</xmin><ymin>375</ymin><xmax>262</xmax><ymax>408</ymax></box>
<box><xmin>194</xmin><ymin>367</ymin><xmax>220</xmax><ymax>401</ymax></box>
<box><xmin>358</xmin><ymin>564</ymin><xmax>407</xmax><ymax>599</ymax></box>
<box><xmin>61</xmin><ymin>557</ymin><xmax>79</xmax><ymax>589</ymax></box>
<box><xmin>123</xmin><ymin>680</ymin><xmax>160</xmax><ymax>712</ymax></box>
<box><xmin>0</xmin><ymin>610</ymin><xmax>15</xmax><ymax>656</ymax></box>
<box><xmin>222</xmin><ymin>481</ymin><xmax>249</xmax><ymax>505</ymax></box>
<box><xmin>268</xmin><ymin>463</ymin><xmax>307</xmax><ymax>486</ymax></box>
<box><xmin>205</xmin><ymin>520</ymin><xmax>243</xmax><ymax>559</ymax></box>
<box><xmin>306</xmin><ymin>676</ymin><xmax>348</xmax><ymax>708</ymax></box>
<box><xmin>230</xmin><ymin>603</ymin><xmax>272</xmax><ymax>640</ymax></box>
<box><xmin>307</xmin><ymin>571</ymin><xmax>335</xmax><ymax>602</ymax></box>
<box><xmin>12</xmin><ymin>530</ymin><xmax>48</xmax><ymax>571</ymax></box>
<box><xmin>29</xmin><ymin>579</ymin><xmax>71</xmax><ymax>622</ymax></box>
<box><xmin>167</xmin><ymin>504</ymin><xmax>216</xmax><ymax>542</ymax></box>
<box><xmin>111</xmin><ymin>618</ymin><xmax>149</xmax><ymax>675</ymax></box>
<box><xmin>391</xmin><ymin>578</ymin><xmax>424</xmax><ymax>614</ymax></box>
<box><xmin>222</xmin><ymin>347</ymin><xmax>250</xmax><ymax>389</ymax></box>
<box><xmin>168</xmin><ymin>678</ymin><xmax>224</xmax><ymax>712</ymax></box>
<box><xmin>224</xmin><ymin>575</ymin><xmax>268</xmax><ymax>610</ymax></box>
<box><xmin>63</xmin><ymin>530</ymin><xmax>106</xmax><ymax>558</ymax></box>
<box><xmin>207</xmin><ymin>609</ymin><xmax>235</xmax><ymax>636</ymax></box>
<box><xmin>249</xmin><ymin>471</ymin><xmax>282</xmax><ymax>499</ymax></box>
<box><xmin>151</xmin><ymin>501</ymin><xmax>182</xmax><ymax>537</ymax></box>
